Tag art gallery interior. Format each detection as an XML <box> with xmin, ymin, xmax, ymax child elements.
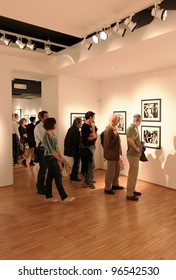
<box><xmin>1</xmin><ymin>0</ymin><xmax>176</xmax><ymax>260</ymax></box>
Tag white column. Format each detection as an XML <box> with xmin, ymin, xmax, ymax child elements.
<box><xmin>0</xmin><ymin>68</ymin><xmax>13</xmax><ymax>187</ymax></box>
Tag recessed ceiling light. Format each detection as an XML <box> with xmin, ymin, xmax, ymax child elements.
<box><xmin>109</xmin><ymin>66</ymin><xmax>118</xmax><ymax>70</ymax></box>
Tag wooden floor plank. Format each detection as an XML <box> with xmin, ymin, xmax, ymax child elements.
<box><xmin>0</xmin><ymin>165</ymin><xmax>176</xmax><ymax>260</ymax></box>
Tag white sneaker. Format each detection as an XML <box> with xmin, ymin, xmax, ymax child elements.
<box><xmin>46</xmin><ymin>198</ymin><xmax>59</xmax><ymax>203</ymax></box>
<box><xmin>63</xmin><ymin>196</ymin><xmax>75</xmax><ymax>204</ymax></box>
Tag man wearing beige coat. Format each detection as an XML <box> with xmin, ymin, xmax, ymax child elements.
<box><xmin>103</xmin><ymin>114</ymin><xmax>124</xmax><ymax>195</ymax></box>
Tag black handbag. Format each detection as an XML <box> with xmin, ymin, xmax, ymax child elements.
<box><xmin>140</xmin><ymin>147</ymin><xmax>148</xmax><ymax>162</ymax></box>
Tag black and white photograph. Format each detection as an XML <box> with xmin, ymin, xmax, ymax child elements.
<box><xmin>70</xmin><ymin>113</ymin><xmax>85</xmax><ymax>126</ymax></box>
<box><xmin>113</xmin><ymin>111</ymin><xmax>126</xmax><ymax>134</ymax></box>
<box><xmin>141</xmin><ymin>99</ymin><xmax>161</xmax><ymax>121</ymax></box>
<box><xmin>141</xmin><ymin>126</ymin><xmax>161</xmax><ymax>149</ymax></box>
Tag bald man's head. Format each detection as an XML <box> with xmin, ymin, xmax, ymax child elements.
<box><xmin>109</xmin><ymin>114</ymin><xmax>119</xmax><ymax>127</ymax></box>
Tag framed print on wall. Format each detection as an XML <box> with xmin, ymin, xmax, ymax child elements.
<box><xmin>141</xmin><ymin>98</ymin><xmax>161</xmax><ymax>121</ymax></box>
<box><xmin>70</xmin><ymin>113</ymin><xmax>85</xmax><ymax>126</ymax></box>
<box><xmin>113</xmin><ymin>111</ymin><xmax>126</xmax><ymax>134</ymax></box>
<box><xmin>141</xmin><ymin>125</ymin><xmax>161</xmax><ymax>149</ymax></box>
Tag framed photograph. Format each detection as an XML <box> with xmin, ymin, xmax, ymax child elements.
<box><xmin>141</xmin><ymin>126</ymin><xmax>161</xmax><ymax>149</ymax></box>
<box><xmin>113</xmin><ymin>111</ymin><xmax>126</xmax><ymax>134</ymax></box>
<box><xmin>14</xmin><ymin>108</ymin><xmax>22</xmax><ymax>120</ymax></box>
<box><xmin>141</xmin><ymin>98</ymin><xmax>161</xmax><ymax>121</ymax></box>
<box><xmin>70</xmin><ymin>113</ymin><xmax>85</xmax><ymax>126</ymax></box>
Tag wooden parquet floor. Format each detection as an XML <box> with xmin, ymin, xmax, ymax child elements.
<box><xmin>0</xmin><ymin>166</ymin><xmax>176</xmax><ymax>260</ymax></box>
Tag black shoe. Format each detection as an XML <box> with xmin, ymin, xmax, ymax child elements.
<box><xmin>70</xmin><ymin>178</ymin><xmax>82</xmax><ymax>182</ymax></box>
<box><xmin>29</xmin><ymin>160</ymin><xmax>35</xmax><ymax>166</ymax></box>
<box><xmin>133</xmin><ymin>191</ymin><xmax>142</xmax><ymax>196</ymax></box>
<box><xmin>21</xmin><ymin>160</ymin><xmax>27</xmax><ymax>167</ymax></box>
<box><xmin>37</xmin><ymin>189</ymin><xmax>46</xmax><ymax>195</ymax></box>
<box><xmin>104</xmin><ymin>189</ymin><xmax>115</xmax><ymax>195</ymax></box>
<box><xmin>126</xmin><ymin>195</ymin><xmax>139</xmax><ymax>201</ymax></box>
<box><xmin>112</xmin><ymin>185</ymin><xmax>124</xmax><ymax>190</ymax></box>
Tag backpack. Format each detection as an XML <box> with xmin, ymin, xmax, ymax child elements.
<box><xmin>100</xmin><ymin>131</ymin><xmax>104</xmax><ymax>147</ymax></box>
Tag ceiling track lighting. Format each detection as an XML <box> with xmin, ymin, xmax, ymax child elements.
<box><xmin>0</xmin><ymin>34</ymin><xmax>11</xmax><ymax>46</ymax></box>
<box><xmin>45</xmin><ymin>41</ymin><xmax>52</xmax><ymax>55</ymax></box>
<box><xmin>100</xmin><ymin>27</ymin><xmax>111</xmax><ymax>41</ymax></box>
<box><xmin>92</xmin><ymin>33</ymin><xmax>100</xmax><ymax>44</ymax></box>
<box><xmin>0</xmin><ymin>29</ymin><xmax>68</xmax><ymax>55</ymax></box>
<box><xmin>151</xmin><ymin>3</ymin><xmax>167</xmax><ymax>21</ymax></box>
<box><xmin>15</xmin><ymin>38</ymin><xmax>26</xmax><ymax>49</ymax></box>
<box><xmin>124</xmin><ymin>15</ymin><xmax>137</xmax><ymax>32</ymax></box>
<box><xmin>26</xmin><ymin>40</ymin><xmax>36</xmax><ymax>51</ymax></box>
<box><xmin>81</xmin><ymin>37</ymin><xmax>92</xmax><ymax>50</ymax></box>
<box><xmin>113</xmin><ymin>23</ymin><xmax>126</xmax><ymax>37</ymax></box>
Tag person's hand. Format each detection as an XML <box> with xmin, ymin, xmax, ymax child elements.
<box><xmin>141</xmin><ymin>141</ymin><xmax>145</xmax><ymax>147</ymax></box>
<box><xmin>136</xmin><ymin>147</ymin><xmax>140</xmax><ymax>153</ymax></box>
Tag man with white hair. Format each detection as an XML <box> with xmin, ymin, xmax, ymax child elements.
<box><xmin>103</xmin><ymin>114</ymin><xmax>124</xmax><ymax>195</ymax></box>
<box><xmin>126</xmin><ymin>114</ymin><xmax>142</xmax><ymax>201</ymax></box>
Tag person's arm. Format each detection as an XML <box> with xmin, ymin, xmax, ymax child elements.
<box><xmin>87</xmin><ymin>122</ymin><xmax>96</xmax><ymax>140</ymax></box>
<box><xmin>13</xmin><ymin>122</ymin><xmax>20</xmax><ymax>141</ymax></box>
<box><xmin>34</xmin><ymin>124</ymin><xmax>44</xmax><ymax>145</ymax></box>
<box><xmin>127</xmin><ymin>138</ymin><xmax>140</xmax><ymax>153</ymax></box>
<box><xmin>44</xmin><ymin>133</ymin><xmax>64</xmax><ymax>164</ymax></box>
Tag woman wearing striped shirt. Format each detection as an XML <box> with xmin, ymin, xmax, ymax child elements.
<box><xmin>43</xmin><ymin>117</ymin><xmax>75</xmax><ymax>204</ymax></box>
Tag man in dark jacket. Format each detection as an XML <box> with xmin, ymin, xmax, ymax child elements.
<box><xmin>103</xmin><ymin>114</ymin><xmax>124</xmax><ymax>195</ymax></box>
<box><xmin>64</xmin><ymin>118</ymin><xmax>82</xmax><ymax>181</ymax></box>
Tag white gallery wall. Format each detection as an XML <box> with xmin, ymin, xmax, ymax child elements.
<box><xmin>58</xmin><ymin>75</ymin><xmax>101</xmax><ymax>168</ymax></box>
<box><xmin>100</xmin><ymin>67</ymin><xmax>176</xmax><ymax>189</ymax></box>
<box><xmin>0</xmin><ymin>53</ymin><xmax>45</xmax><ymax>187</ymax></box>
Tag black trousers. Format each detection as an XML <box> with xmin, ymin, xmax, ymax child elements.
<box><xmin>45</xmin><ymin>156</ymin><xmax>68</xmax><ymax>200</ymax></box>
<box><xmin>70</xmin><ymin>155</ymin><xmax>80</xmax><ymax>180</ymax></box>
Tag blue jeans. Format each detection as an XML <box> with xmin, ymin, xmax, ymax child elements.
<box><xmin>36</xmin><ymin>147</ymin><xmax>47</xmax><ymax>192</ymax></box>
<box><xmin>84</xmin><ymin>145</ymin><xmax>95</xmax><ymax>185</ymax></box>
<box><xmin>45</xmin><ymin>156</ymin><xmax>68</xmax><ymax>200</ymax></box>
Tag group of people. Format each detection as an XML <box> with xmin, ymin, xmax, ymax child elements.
<box><xmin>12</xmin><ymin>109</ymin><xmax>144</xmax><ymax>203</ymax></box>
<box><xmin>12</xmin><ymin>114</ymin><xmax>36</xmax><ymax>167</ymax></box>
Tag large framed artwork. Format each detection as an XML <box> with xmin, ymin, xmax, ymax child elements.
<box><xmin>113</xmin><ymin>111</ymin><xmax>126</xmax><ymax>134</ymax></box>
<box><xmin>141</xmin><ymin>98</ymin><xmax>161</xmax><ymax>121</ymax></box>
<box><xmin>14</xmin><ymin>108</ymin><xmax>22</xmax><ymax>120</ymax></box>
<box><xmin>141</xmin><ymin>126</ymin><xmax>161</xmax><ymax>149</ymax></box>
<box><xmin>70</xmin><ymin>113</ymin><xmax>85</xmax><ymax>126</ymax></box>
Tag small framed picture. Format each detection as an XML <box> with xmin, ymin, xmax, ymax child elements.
<box><xmin>141</xmin><ymin>126</ymin><xmax>161</xmax><ymax>149</ymax></box>
<box><xmin>113</xmin><ymin>111</ymin><xmax>126</xmax><ymax>134</ymax></box>
<box><xmin>14</xmin><ymin>108</ymin><xmax>22</xmax><ymax>120</ymax></box>
<box><xmin>70</xmin><ymin>113</ymin><xmax>85</xmax><ymax>126</ymax></box>
<box><xmin>141</xmin><ymin>99</ymin><xmax>161</xmax><ymax>121</ymax></box>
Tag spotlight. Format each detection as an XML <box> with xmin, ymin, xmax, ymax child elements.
<box><xmin>26</xmin><ymin>40</ymin><xmax>36</xmax><ymax>50</ymax></box>
<box><xmin>45</xmin><ymin>43</ymin><xmax>52</xmax><ymax>55</ymax></box>
<box><xmin>100</xmin><ymin>30</ymin><xmax>108</xmax><ymax>40</ymax></box>
<box><xmin>16</xmin><ymin>38</ymin><xmax>26</xmax><ymax>49</ymax></box>
<box><xmin>92</xmin><ymin>33</ymin><xmax>100</xmax><ymax>44</ymax></box>
<box><xmin>151</xmin><ymin>3</ymin><xmax>167</xmax><ymax>21</ymax></box>
<box><xmin>124</xmin><ymin>16</ymin><xmax>137</xmax><ymax>32</ymax></box>
<box><xmin>0</xmin><ymin>34</ymin><xmax>11</xmax><ymax>46</ymax></box>
<box><xmin>113</xmin><ymin>23</ymin><xmax>126</xmax><ymax>37</ymax></box>
<box><xmin>81</xmin><ymin>38</ymin><xmax>92</xmax><ymax>50</ymax></box>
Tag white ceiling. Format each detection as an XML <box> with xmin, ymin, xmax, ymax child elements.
<box><xmin>1</xmin><ymin>0</ymin><xmax>176</xmax><ymax>80</ymax></box>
